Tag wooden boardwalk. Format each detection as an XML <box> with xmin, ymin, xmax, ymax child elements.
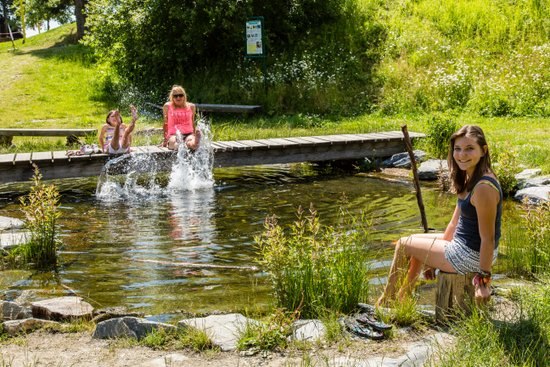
<box><xmin>0</xmin><ymin>131</ymin><xmax>424</xmax><ymax>184</ymax></box>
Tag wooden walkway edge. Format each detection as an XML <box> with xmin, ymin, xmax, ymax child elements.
<box><xmin>0</xmin><ymin>131</ymin><xmax>425</xmax><ymax>184</ymax></box>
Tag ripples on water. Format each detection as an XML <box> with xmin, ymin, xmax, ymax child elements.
<box><xmin>0</xmin><ymin>133</ymin><xmax>460</xmax><ymax>317</ymax></box>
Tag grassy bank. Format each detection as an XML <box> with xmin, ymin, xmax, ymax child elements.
<box><xmin>1</xmin><ymin>24</ymin><xmax>549</xmax><ymax>172</ymax></box>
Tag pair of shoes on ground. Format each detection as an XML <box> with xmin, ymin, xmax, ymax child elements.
<box><xmin>346</xmin><ymin>303</ymin><xmax>393</xmax><ymax>340</ymax></box>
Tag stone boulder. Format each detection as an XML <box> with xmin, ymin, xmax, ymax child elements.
<box><xmin>291</xmin><ymin>319</ymin><xmax>326</xmax><ymax>341</ymax></box>
<box><xmin>0</xmin><ymin>216</ymin><xmax>25</xmax><ymax>231</ymax></box>
<box><xmin>2</xmin><ymin>318</ymin><xmax>59</xmax><ymax>336</ymax></box>
<box><xmin>381</xmin><ymin>150</ymin><xmax>427</xmax><ymax>169</ymax></box>
<box><xmin>31</xmin><ymin>296</ymin><xmax>94</xmax><ymax>321</ymax></box>
<box><xmin>0</xmin><ymin>231</ymin><xmax>30</xmax><ymax>250</ymax></box>
<box><xmin>1</xmin><ymin>300</ymin><xmax>32</xmax><ymax>320</ymax></box>
<box><xmin>418</xmin><ymin>159</ymin><xmax>448</xmax><ymax>180</ymax></box>
<box><xmin>92</xmin><ymin>316</ymin><xmax>177</xmax><ymax>340</ymax></box>
<box><xmin>514</xmin><ymin>186</ymin><xmax>549</xmax><ymax>204</ymax></box>
<box><xmin>178</xmin><ymin>313</ymin><xmax>259</xmax><ymax>352</ymax></box>
<box><xmin>91</xmin><ymin>306</ymin><xmax>144</xmax><ymax>324</ymax></box>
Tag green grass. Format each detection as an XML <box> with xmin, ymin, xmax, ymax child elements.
<box><xmin>431</xmin><ymin>278</ymin><xmax>550</xmax><ymax>367</ymax></box>
<box><xmin>1</xmin><ymin>24</ymin><xmax>548</xmax><ymax>173</ymax></box>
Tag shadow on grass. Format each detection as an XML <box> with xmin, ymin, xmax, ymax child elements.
<box><xmin>495</xmin><ymin>317</ymin><xmax>549</xmax><ymax>365</ymax></box>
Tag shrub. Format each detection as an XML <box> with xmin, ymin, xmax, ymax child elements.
<box><xmin>426</xmin><ymin>113</ymin><xmax>458</xmax><ymax>159</ymax></box>
<box><xmin>17</xmin><ymin>166</ymin><xmax>61</xmax><ymax>269</ymax></box>
<box><xmin>255</xmin><ymin>205</ymin><xmax>371</xmax><ymax>318</ymax></box>
<box><xmin>237</xmin><ymin>308</ymin><xmax>296</xmax><ymax>351</ymax></box>
<box><xmin>492</xmin><ymin>145</ymin><xmax>520</xmax><ymax>197</ymax></box>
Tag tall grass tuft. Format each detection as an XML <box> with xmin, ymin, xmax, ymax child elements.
<box><xmin>432</xmin><ymin>278</ymin><xmax>550</xmax><ymax>366</ymax></box>
<box><xmin>237</xmin><ymin>308</ymin><xmax>297</xmax><ymax>351</ymax></box>
<box><xmin>255</xmin><ymin>205</ymin><xmax>371</xmax><ymax>318</ymax></box>
<box><xmin>500</xmin><ymin>202</ymin><xmax>550</xmax><ymax>276</ymax></box>
<box><xmin>17</xmin><ymin>166</ymin><xmax>61</xmax><ymax>269</ymax></box>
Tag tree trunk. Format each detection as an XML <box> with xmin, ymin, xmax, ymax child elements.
<box><xmin>74</xmin><ymin>0</ymin><xmax>86</xmax><ymax>40</ymax></box>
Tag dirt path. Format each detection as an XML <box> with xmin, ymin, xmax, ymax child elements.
<box><xmin>0</xmin><ymin>328</ymin><xmax>447</xmax><ymax>367</ymax></box>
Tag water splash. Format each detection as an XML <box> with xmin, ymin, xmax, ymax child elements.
<box><xmin>96</xmin><ymin>117</ymin><xmax>214</xmax><ymax>201</ymax></box>
<box><xmin>167</xmin><ymin>117</ymin><xmax>214</xmax><ymax>191</ymax></box>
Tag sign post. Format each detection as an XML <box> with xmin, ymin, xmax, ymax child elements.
<box><xmin>245</xmin><ymin>17</ymin><xmax>267</xmax><ymax>93</ymax></box>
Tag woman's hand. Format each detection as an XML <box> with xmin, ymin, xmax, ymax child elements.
<box><xmin>130</xmin><ymin>104</ymin><xmax>138</xmax><ymax>121</ymax></box>
<box><xmin>474</xmin><ymin>283</ymin><xmax>491</xmax><ymax>305</ymax></box>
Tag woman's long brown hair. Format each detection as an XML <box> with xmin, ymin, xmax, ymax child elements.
<box><xmin>447</xmin><ymin>125</ymin><xmax>493</xmax><ymax>194</ymax></box>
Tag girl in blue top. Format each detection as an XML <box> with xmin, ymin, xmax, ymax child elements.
<box><xmin>377</xmin><ymin>125</ymin><xmax>502</xmax><ymax>306</ymax></box>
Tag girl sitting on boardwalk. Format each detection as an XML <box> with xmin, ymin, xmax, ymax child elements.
<box><xmin>163</xmin><ymin>85</ymin><xmax>200</xmax><ymax>151</ymax></box>
<box><xmin>99</xmin><ymin>105</ymin><xmax>138</xmax><ymax>154</ymax></box>
<box><xmin>377</xmin><ymin>125</ymin><xmax>502</xmax><ymax>307</ymax></box>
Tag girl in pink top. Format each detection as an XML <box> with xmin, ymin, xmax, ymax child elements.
<box><xmin>163</xmin><ymin>85</ymin><xmax>200</xmax><ymax>150</ymax></box>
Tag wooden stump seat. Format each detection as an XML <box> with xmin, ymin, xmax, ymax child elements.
<box><xmin>435</xmin><ymin>271</ymin><xmax>475</xmax><ymax>324</ymax></box>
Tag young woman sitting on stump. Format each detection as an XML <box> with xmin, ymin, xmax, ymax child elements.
<box><xmin>376</xmin><ymin>125</ymin><xmax>502</xmax><ymax>307</ymax></box>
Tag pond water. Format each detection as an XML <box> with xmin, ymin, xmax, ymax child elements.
<box><xmin>1</xmin><ymin>123</ymin><xmax>524</xmax><ymax>321</ymax></box>
<box><xmin>1</xmin><ymin>161</ymin><xmax>466</xmax><ymax>319</ymax></box>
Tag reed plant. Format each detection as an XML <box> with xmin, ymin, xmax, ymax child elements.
<box><xmin>16</xmin><ymin>166</ymin><xmax>61</xmax><ymax>269</ymax></box>
<box><xmin>499</xmin><ymin>202</ymin><xmax>550</xmax><ymax>276</ymax></box>
<box><xmin>255</xmin><ymin>205</ymin><xmax>372</xmax><ymax>319</ymax></box>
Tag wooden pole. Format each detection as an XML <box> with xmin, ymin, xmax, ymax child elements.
<box><xmin>401</xmin><ymin>125</ymin><xmax>429</xmax><ymax>233</ymax></box>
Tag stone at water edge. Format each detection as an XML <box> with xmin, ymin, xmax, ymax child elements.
<box><xmin>418</xmin><ymin>159</ymin><xmax>449</xmax><ymax>180</ymax></box>
<box><xmin>514</xmin><ymin>186</ymin><xmax>550</xmax><ymax>204</ymax></box>
<box><xmin>31</xmin><ymin>296</ymin><xmax>94</xmax><ymax>321</ymax></box>
<box><xmin>2</xmin><ymin>318</ymin><xmax>60</xmax><ymax>336</ymax></box>
<box><xmin>0</xmin><ymin>216</ymin><xmax>25</xmax><ymax>231</ymax></box>
<box><xmin>92</xmin><ymin>316</ymin><xmax>177</xmax><ymax>340</ymax></box>
<box><xmin>0</xmin><ymin>231</ymin><xmax>31</xmax><ymax>250</ymax></box>
<box><xmin>1</xmin><ymin>300</ymin><xmax>32</xmax><ymax>320</ymax></box>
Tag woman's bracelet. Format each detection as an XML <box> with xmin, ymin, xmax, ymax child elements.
<box><xmin>473</xmin><ymin>271</ymin><xmax>491</xmax><ymax>287</ymax></box>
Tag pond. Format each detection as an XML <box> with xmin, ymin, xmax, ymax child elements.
<box><xmin>1</xmin><ymin>163</ymin><xmax>519</xmax><ymax>322</ymax></box>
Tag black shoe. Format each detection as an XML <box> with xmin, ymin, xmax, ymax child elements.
<box><xmin>357</xmin><ymin>303</ymin><xmax>376</xmax><ymax>314</ymax></box>
<box><xmin>344</xmin><ymin>318</ymin><xmax>384</xmax><ymax>340</ymax></box>
<box><xmin>356</xmin><ymin>313</ymin><xmax>392</xmax><ymax>331</ymax></box>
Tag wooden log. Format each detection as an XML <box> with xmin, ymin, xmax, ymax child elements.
<box><xmin>435</xmin><ymin>271</ymin><xmax>475</xmax><ymax>324</ymax></box>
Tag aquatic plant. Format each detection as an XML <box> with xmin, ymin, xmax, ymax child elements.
<box><xmin>17</xmin><ymin>166</ymin><xmax>61</xmax><ymax>269</ymax></box>
<box><xmin>492</xmin><ymin>145</ymin><xmax>520</xmax><ymax>197</ymax></box>
<box><xmin>255</xmin><ymin>205</ymin><xmax>371</xmax><ymax>318</ymax></box>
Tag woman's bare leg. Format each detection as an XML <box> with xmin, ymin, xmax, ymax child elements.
<box><xmin>121</xmin><ymin>121</ymin><xmax>135</xmax><ymax>150</ymax></box>
<box><xmin>377</xmin><ymin>234</ymin><xmax>455</xmax><ymax>306</ymax></box>
<box><xmin>185</xmin><ymin>131</ymin><xmax>201</xmax><ymax>151</ymax></box>
<box><xmin>167</xmin><ymin>135</ymin><xmax>179</xmax><ymax>150</ymax></box>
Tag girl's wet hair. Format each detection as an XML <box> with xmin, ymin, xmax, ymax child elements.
<box><xmin>105</xmin><ymin>110</ymin><xmax>123</xmax><ymax>126</ymax></box>
<box><xmin>448</xmin><ymin>125</ymin><xmax>493</xmax><ymax>193</ymax></box>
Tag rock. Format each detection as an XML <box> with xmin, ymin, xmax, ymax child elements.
<box><xmin>291</xmin><ymin>319</ymin><xmax>326</xmax><ymax>341</ymax></box>
<box><xmin>31</xmin><ymin>296</ymin><xmax>94</xmax><ymax>321</ymax></box>
<box><xmin>515</xmin><ymin>168</ymin><xmax>541</xmax><ymax>181</ymax></box>
<box><xmin>518</xmin><ymin>175</ymin><xmax>550</xmax><ymax>189</ymax></box>
<box><xmin>92</xmin><ymin>306</ymin><xmax>144</xmax><ymax>324</ymax></box>
<box><xmin>0</xmin><ymin>231</ymin><xmax>31</xmax><ymax>250</ymax></box>
<box><xmin>514</xmin><ymin>186</ymin><xmax>549</xmax><ymax>204</ymax></box>
<box><xmin>381</xmin><ymin>150</ymin><xmax>426</xmax><ymax>169</ymax></box>
<box><xmin>92</xmin><ymin>316</ymin><xmax>177</xmax><ymax>340</ymax></box>
<box><xmin>178</xmin><ymin>313</ymin><xmax>259</xmax><ymax>352</ymax></box>
<box><xmin>418</xmin><ymin>159</ymin><xmax>448</xmax><ymax>180</ymax></box>
<box><xmin>2</xmin><ymin>318</ymin><xmax>59</xmax><ymax>336</ymax></box>
<box><xmin>0</xmin><ymin>216</ymin><xmax>25</xmax><ymax>231</ymax></box>
<box><xmin>1</xmin><ymin>300</ymin><xmax>32</xmax><ymax>320</ymax></box>
<box><xmin>139</xmin><ymin>353</ymin><xmax>190</xmax><ymax>367</ymax></box>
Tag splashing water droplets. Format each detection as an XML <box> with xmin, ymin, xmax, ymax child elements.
<box><xmin>96</xmin><ymin>117</ymin><xmax>214</xmax><ymax>201</ymax></box>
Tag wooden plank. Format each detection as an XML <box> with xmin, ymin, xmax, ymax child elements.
<box><xmin>0</xmin><ymin>128</ymin><xmax>97</xmax><ymax>137</ymax></box>
<box><xmin>218</xmin><ymin>141</ymin><xmax>251</xmax><ymax>150</ymax></box>
<box><xmin>297</xmin><ymin>136</ymin><xmax>334</xmax><ymax>145</ymax></box>
<box><xmin>32</xmin><ymin>151</ymin><xmax>52</xmax><ymax>162</ymax></box>
<box><xmin>15</xmin><ymin>152</ymin><xmax>32</xmax><ymax>163</ymax></box>
<box><xmin>213</xmin><ymin>141</ymin><xmax>237</xmax><ymax>151</ymax></box>
<box><xmin>232</xmin><ymin>140</ymin><xmax>270</xmax><ymax>148</ymax></box>
<box><xmin>52</xmin><ymin>151</ymin><xmax>69</xmax><ymax>161</ymax></box>
<box><xmin>281</xmin><ymin>137</ymin><xmax>312</xmax><ymax>146</ymax></box>
<box><xmin>0</xmin><ymin>153</ymin><xmax>15</xmax><ymax>164</ymax></box>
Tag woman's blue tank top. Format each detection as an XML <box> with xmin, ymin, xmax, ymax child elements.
<box><xmin>454</xmin><ymin>176</ymin><xmax>503</xmax><ymax>252</ymax></box>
